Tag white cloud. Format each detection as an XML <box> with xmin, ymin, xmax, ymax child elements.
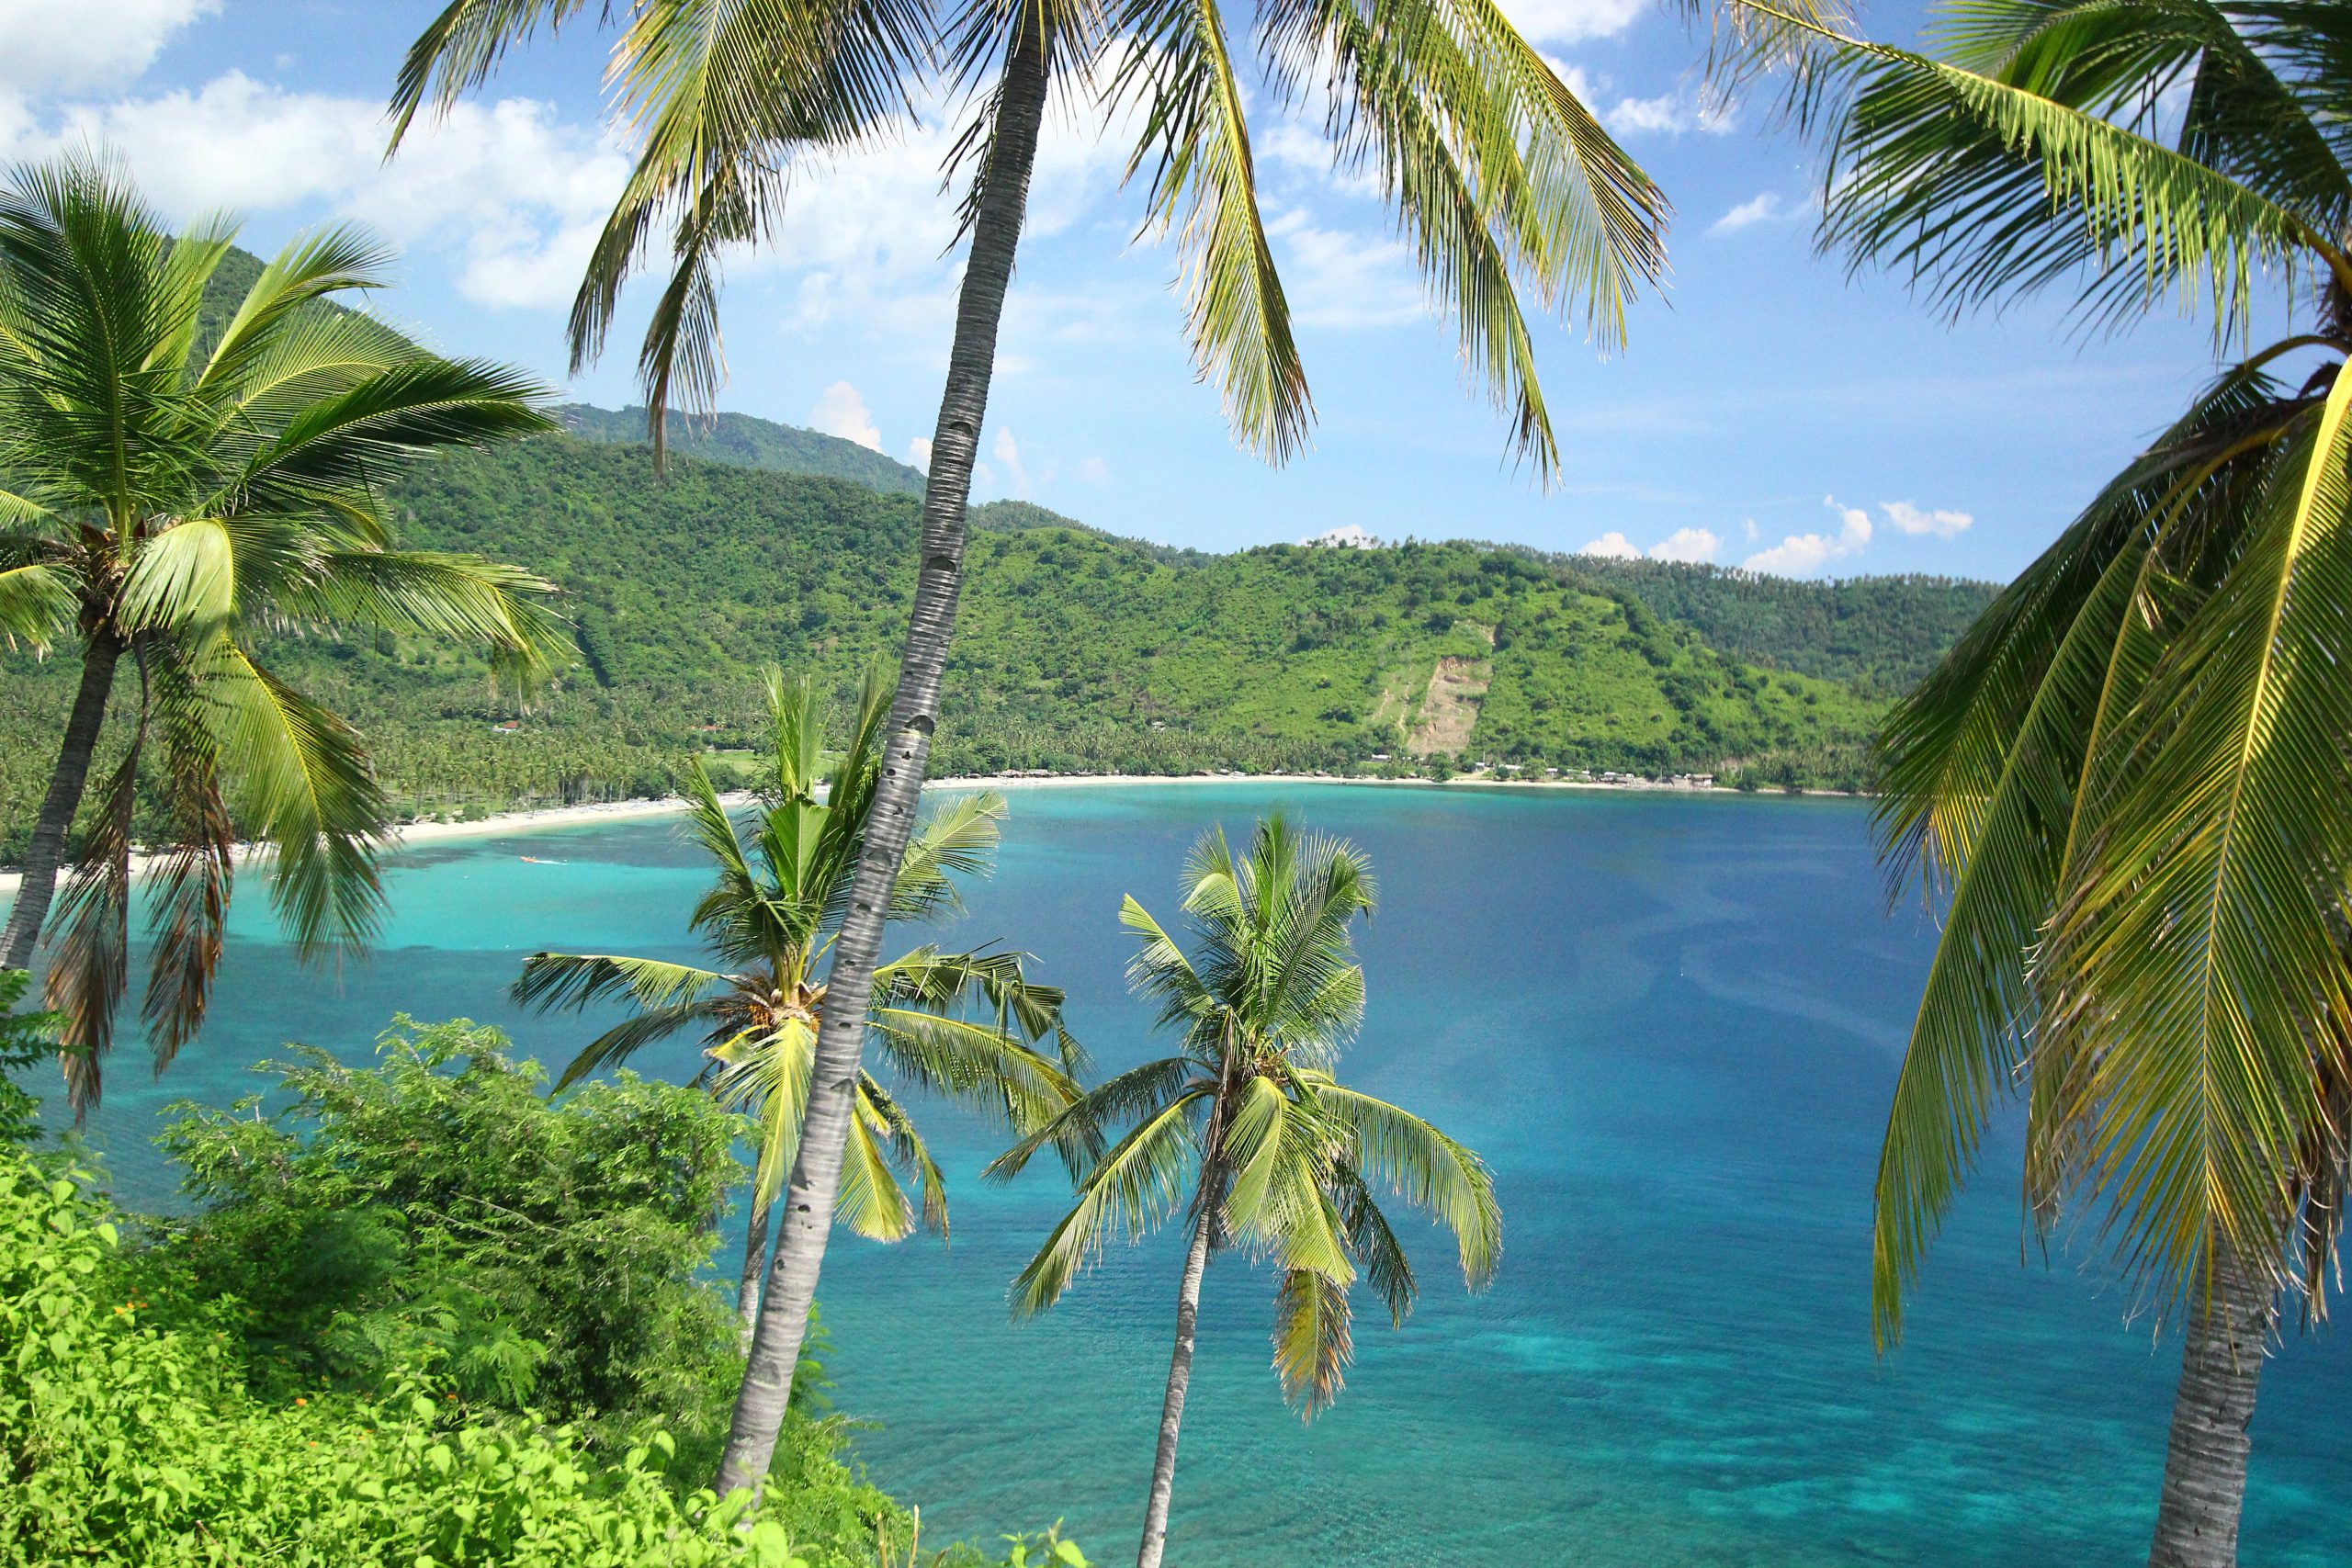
<box><xmin>1602</xmin><ymin>86</ymin><xmax>1734</xmax><ymax>139</ymax></box>
<box><xmin>1498</xmin><ymin>0</ymin><xmax>1645</xmax><ymax>44</ymax></box>
<box><xmin>1647</xmin><ymin>527</ymin><xmax>1720</xmax><ymax>564</ymax></box>
<box><xmin>1743</xmin><ymin>497</ymin><xmax>1873</xmax><ymax>577</ymax></box>
<box><xmin>1077</xmin><ymin>455</ymin><xmax>1109</xmax><ymax>485</ymax></box>
<box><xmin>1712</xmin><ymin>192</ymin><xmax>1785</xmax><ymax>234</ymax></box>
<box><xmin>991</xmin><ymin>427</ymin><xmax>1031</xmax><ymax>495</ymax></box>
<box><xmin>1267</xmin><ymin>208</ymin><xmax>1423</xmax><ymax>329</ymax></box>
<box><xmin>1882</xmin><ymin>499</ymin><xmax>1974</xmax><ymax>538</ymax></box>
<box><xmin>906</xmin><ymin>436</ymin><xmax>933</xmax><ymax>470</ymax></box>
<box><xmin>809</xmin><ymin>380</ymin><xmax>883</xmax><ymax>451</ymax></box>
<box><xmin>0</xmin><ymin>0</ymin><xmax>216</xmax><ymax>97</ymax></box>
<box><xmin>1</xmin><ymin>73</ymin><xmax>632</xmax><ymax>312</ymax></box>
<box><xmin>1742</xmin><ymin>518</ymin><xmax>1758</xmax><ymax>541</ymax></box>
<box><xmin>1579</xmin><ymin>531</ymin><xmax>1642</xmax><ymax>559</ymax></box>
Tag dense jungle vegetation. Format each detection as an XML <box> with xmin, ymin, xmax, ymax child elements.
<box><xmin>0</xmin><ymin>384</ymin><xmax>1992</xmax><ymax>861</ymax></box>
<box><xmin>0</xmin><ymin>1008</ymin><xmax>1081</xmax><ymax>1567</ymax></box>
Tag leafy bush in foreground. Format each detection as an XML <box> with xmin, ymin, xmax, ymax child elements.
<box><xmin>0</xmin><ymin>1024</ymin><xmax>1081</xmax><ymax>1561</ymax></box>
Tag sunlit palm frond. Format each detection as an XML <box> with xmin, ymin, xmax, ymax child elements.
<box><xmin>0</xmin><ymin>558</ymin><xmax>69</xmax><ymax>647</ymax></box>
<box><xmin>1010</xmin><ymin>1087</ymin><xmax>1210</xmax><ymax>1314</ymax></box>
<box><xmin>1740</xmin><ymin>0</ymin><xmax>2343</xmax><ymax>340</ymax></box>
<box><xmin>1117</xmin><ymin>0</ymin><xmax>1308</xmax><ymax>461</ymax></box>
<box><xmin>985</xmin><ymin>1053</ymin><xmax>1195</xmax><ymax>1180</ymax></box>
<box><xmin>389</xmin><ymin>0</ymin><xmax>605</xmax><ymax>149</ymax></box>
<box><xmin>289</xmin><ymin>548</ymin><xmax>568</xmax><ymax>692</ymax></box>
<box><xmin>189</xmin><ymin>639</ymin><xmax>389</xmax><ymax>957</ymax></box>
<box><xmin>1313</xmin><ymin>1078</ymin><xmax>1499</xmax><ymax>1286</ymax></box>
<box><xmin>2036</xmin><ymin>368</ymin><xmax>2352</xmax><ymax>1309</ymax></box>
<box><xmin>890</xmin><ymin>791</ymin><xmax>1006</xmax><ymax>919</ymax></box>
<box><xmin>836</xmin><ymin>1075</ymin><xmax>922</xmax><ymax>1240</ymax></box>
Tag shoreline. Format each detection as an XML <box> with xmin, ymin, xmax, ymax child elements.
<box><xmin>0</xmin><ymin>772</ymin><xmax>1849</xmax><ymax>898</ymax></box>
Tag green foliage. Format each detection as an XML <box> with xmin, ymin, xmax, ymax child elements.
<box><xmin>0</xmin><ymin>970</ymin><xmax>57</xmax><ymax>1147</ymax></box>
<box><xmin>0</xmin><ymin>1145</ymin><xmax>770</xmax><ymax>1566</ymax></box>
<box><xmin>0</xmin><ymin>425</ymin><xmax>1976</xmax><ymax>845</ymax></box>
<box><xmin>0</xmin><ymin>1032</ymin><xmax>1080</xmax><ymax>1567</ymax></box>
<box><xmin>559</xmin><ymin>404</ymin><xmax>928</xmax><ymax>495</ymax></box>
<box><xmin>153</xmin><ymin>1018</ymin><xmax>745</xmax><ymax>1469</ymax></box>
<box><xmin>1550</xmin><ymin>555</ymin><xmax>2001</xmax><ymax>692</ymax></box>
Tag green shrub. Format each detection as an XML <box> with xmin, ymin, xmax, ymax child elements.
<box><xmin>156</xmin><ymin>1019</ymin><xmax>744</xmax><ymax>1470</ymax></box>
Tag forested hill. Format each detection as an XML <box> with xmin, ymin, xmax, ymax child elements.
<box><xmin>1538</xmin><ymin>556</ymin><xmax>1998</xmax><ymax>693</ymax></box>
<box><xmin>557</xmin><ymin>403</ymin><xmax>930</xmax><ymax>495</ymax></box>
<box><xmin>377</xmin><ymin>437</ymin><xmax>1883</xmax><ymax>776</ymax></box>
<box><xmin>1</xmin><ymin>421</ymin><xmax>1996</xmax><ymax>849</ymax></box>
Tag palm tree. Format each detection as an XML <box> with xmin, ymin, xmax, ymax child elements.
<box><xmin>994</xmin><ymin>817</ymin><xmax>1499</xmax><ymax>1568</ymax></box>
<box><xmin>514</xmin><ymin>669</ymin><xmax>1091</xmax><ymax>1343</ymax></box>
<box><xmin>1734</xmin><ymin>4</ymin><xmax>2352</xmax><ymax>1561</ymax></box>
<box><xmin>388</xmin><ymin>0</ymin><xmax>1669</xmax><ymax>1491</ymax></box>
<box><xmin>0</xmin><ymin>152</ymin><xmax>564</xmax><ymax>1114</ymax></box>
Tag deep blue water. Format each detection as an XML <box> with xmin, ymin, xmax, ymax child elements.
<box><xmin>38</xmin><ymin>784</ymin><xmax>2352</xmax><ymax>1566</ymax></box>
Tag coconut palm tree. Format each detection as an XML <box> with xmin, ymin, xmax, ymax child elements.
<box><xmin>993</xmin><ymin>817</ymin><xmax>1498</xmax><ymax>1568</ymax></box>
<box><xmin>1733</xmin><ymin>4</ymin><xmax>2352</xmax><ymax>1561</ymax></box>
<box><xmin>0</xmin><ymin>152</ymin><xmax>564</xmax><ymax>1114</ymax></box>
<box><xmin>388</xmin><ymin>0</ymin><xmax>1667</xmax><ymax>1490</ymax></box>
<box><xmin>514</xmin><ymin>669</ymin><xmax>1090</xmax><ymax>1342</ymax></box>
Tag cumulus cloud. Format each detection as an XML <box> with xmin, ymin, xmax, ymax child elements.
<box><xmin>1712</xmin><ymin>192</ymin><xmax>1791</xmax><ymax>234</ymax></box>
<box><xmin>1882</xmin><ymin>499</ymin><xmax>1974</xmax><ymax>538</ymax></box>
<box><xmin>0</xmin><ymin>0</ymin><xmax>216</xmax><ymax>97</ymax></box>
<box><xmin>1579</xmin><ymin>531</ymin><xmax>1642</xmax><ymax>559</ymax></box>
<box><xmin>991</xmin><ymin>428</ymin><xmax>1031</xmax><ymax>495</ymax></box>
<box><xmin>1267</xmin><ymin>208</ymin><xmax>1423</xmax><ymax>329</ymax></box>
<box><xmin>1744</xmin><ymin>497</ymin><xmax>1873</xmax><ymax>577</ymax></box>
<box><xmin>1647</xmin><ymin>527</ymin><xmax>1720</xmax><ymax>564</ymax></box>
<box><xmin>1602</xmin><ymin>86</ymin><xmax>1734</xmax><ymax>139</ymax></box>
<box><xmin>906</xmin><ymin>436</ymin><xmax>933</xmax><ymax>470</ymax></box>
<box><xmin>1</xmin><ymin>73</ymin><xmax>631</xmax><ymax>311</ymax></box>
<box><xmin>809</xmin><ymin>380</ymin><xmax>883</xmax><ymax>451</ymax></box>
<box><xmin>1498</xmin><ymin>0</ymin><xmax>1646</xmax><ymax>44</ymax></box>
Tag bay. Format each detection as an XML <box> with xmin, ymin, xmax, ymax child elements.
<box><xmin>51</xmin><ymin>783</ymin><xmax>2350</xmax><ymax>1565</ymax></box>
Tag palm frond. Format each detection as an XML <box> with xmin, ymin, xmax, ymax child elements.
<box><xmin>1009</xmin><ymin>1087</ymin><xmax>1210</xmax><ymax>1314</ymax></box>
<box><xmin>2039</xmin><ymin>367</ymin><xmax>2352</xmax><ymax>1308</ymax></box>
<box><xmin>1116</xmin><ymin>0</ymin><xmax>1309</xmax><ymax>460</ymax></box>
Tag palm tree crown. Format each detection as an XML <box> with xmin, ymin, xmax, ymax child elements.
<box><xmin>0</xmin><ymin>150</ymin><xmax>566</xmax><ymax>1113</ymax></box>
<box><xmin>1752</xmin><ymin>0</ymin><xmax>2352</xmax><ymax>1345</ymax></box>
<box><xmin>390</xmin><ymin>0</ymin><xmax>1669</xmax><ymax>476</ymax></box>
<box><xmin>1002</xmin><ymin>816</ymin><xmax>1499</xmax><ymax>1406</ymax></box>
<box><xmin>516</xmin><ymin>671</ymin><xmax>1090</xmax><ymax>1256</ymax></box>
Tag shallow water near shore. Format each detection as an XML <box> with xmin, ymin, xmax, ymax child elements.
<box><xmin>48</xmin><ymin>784</ymin><xmax>2351</xmax><ymax>1566</ymax></box>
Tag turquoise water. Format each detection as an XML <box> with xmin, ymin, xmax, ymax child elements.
<box><xmin>43</xmin><ymin>784</ymin><xmax>2352</xmax><ymax>1565</ymax></box>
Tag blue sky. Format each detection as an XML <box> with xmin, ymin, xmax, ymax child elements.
<box><xmin>0</xmin><ymin>0</ymin><xmax>2256</xmax><ymax>579</ymax></box>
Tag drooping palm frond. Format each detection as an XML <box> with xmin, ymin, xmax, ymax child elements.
<box><xmin>1117</xmin><ymin>0</ymin><xmax>1309</xmax><ymax>460</ymax></box>
<box><xmin>2036</xmin><ymin>368</ymin><xmax>2352</xmax><ymax>1310</ymax></box>
<box><xmin>1313</xmin><ymin>1077</ymin><xmax>1500</xmax><ymax>1286</ymax></box>
<box><xmin>1010</xmin><ymin>1086</ymin><xmax>1211</xmax><ymax>1314</ymax></box>
<box><xmin>1736</xmin><ymin>0</ymin><xmax>2346</xmax><ymax>341</ymax></box>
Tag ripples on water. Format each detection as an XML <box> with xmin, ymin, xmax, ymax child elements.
<box><xmin>54</xmin><ymin>784</ymin><xmax>2351</xmax><ymax>1566</ymax></box>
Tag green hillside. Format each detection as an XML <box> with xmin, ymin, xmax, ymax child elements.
<box><xmin>2</xmin><ymin>430</ymin><xmax>1928</xmax><ymax>850</ymax></box>
<box><xmin>558</xmin><ymin>402</ymin><xmax>929</xmax><ymax>494</ymax></box>
<box><xmin>1547</xmin><ymin>555</ymin><xmax>1999</xmax><ymax>693</ymax></box>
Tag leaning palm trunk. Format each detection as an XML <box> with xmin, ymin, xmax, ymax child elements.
<box><xmin>2148</xmin><ymin>1253</ymin><xmax>2275</xmax><ymax>1568</ymax></box>
<box><xmin>1136</xmin><ymin>1199</ymin><xmax>1217</xmax><ymax>1568</ymax></box>
<box><xmin>737</xmin><ymin>1188</ymin><xmax>775</xmax><ymax>1348</ymax></box>
<box><xmin>708</xmin><ymin>25</ymin><xmax>1051</xmax><ymax>1496</ymax></box>
<box><xmin>0</xmin><ymin>631</ymin><xmax>120</xmax><ymax>971</ymax></box>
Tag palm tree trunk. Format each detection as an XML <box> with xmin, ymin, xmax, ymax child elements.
<box><xmin>2</xmin><ymin>632</ymin><xmax>120</xmax><ymax>971</ymax></box>
<box><xmin>1136</xmin><ymin>1201</ymin><xmax>1216</xmax><ymax>1568</ymax></box>
<box><xmin>708</xmin><ymin>22</ymin><xmax>1052</xmax><ymax>1498</ymax></box>
<box><xmin>2147</xmin><ymin>1253</ymin><xmax>2275</xmax><ymax>1568</ymax></box>
<box><xmin>737</xmin><ymin>1185</ymin><xmax>773</xmax><ymax>1349</ymax></box>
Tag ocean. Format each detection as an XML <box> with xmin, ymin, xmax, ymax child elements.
<box><xmin>50</xmin><ymin>783</ymin><xmax>2351</xmax><ymax>1565</ymax></box>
